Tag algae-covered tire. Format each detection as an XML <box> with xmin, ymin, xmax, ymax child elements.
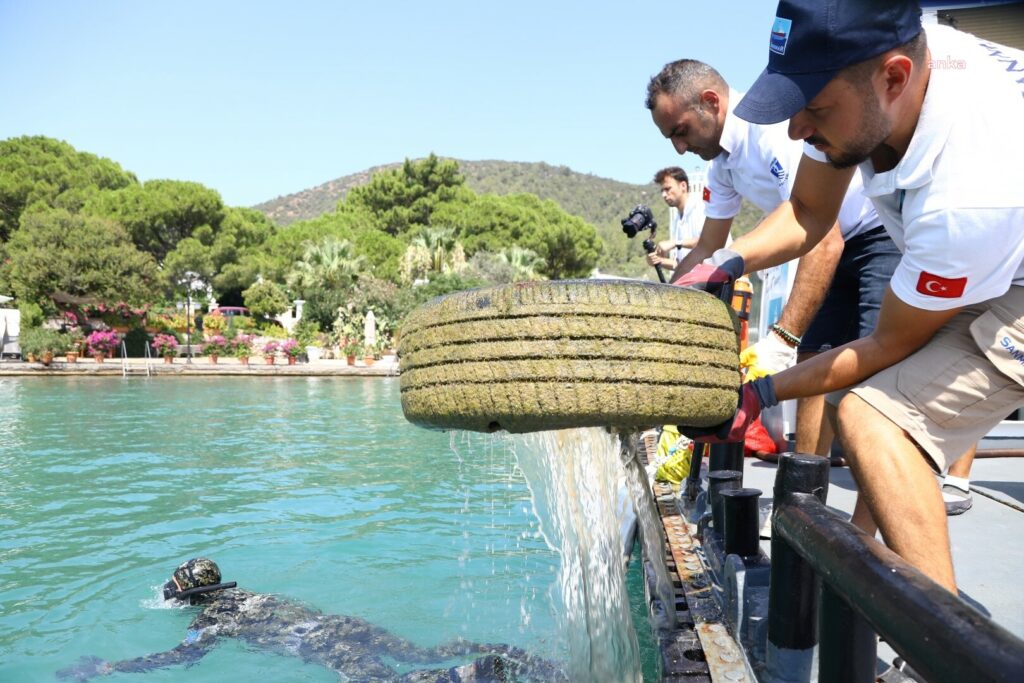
<box><xmin>398</xmin><ymin>279</ymin><xmax>740</xmax><ymax>433</ymax></box>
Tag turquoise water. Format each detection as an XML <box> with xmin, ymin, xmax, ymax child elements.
<box><xmin>0</xmin><ymin>377</ymin><xmax>654</xmax><ymax>681</ymax></box>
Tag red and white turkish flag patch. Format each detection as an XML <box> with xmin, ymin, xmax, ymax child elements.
<box><xmin>916</xmin><ymin>271</ymin><xmax>967</xmax><ymax>298</ymax></box>
<box><xmin>703</xmin><ymin>186</ymin><xmax>711</xmax><ymax>202</ymax></box>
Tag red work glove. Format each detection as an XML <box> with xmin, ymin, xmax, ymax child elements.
<box><xmin>672</xmin><ymin>248</ymin><xmax>745</xmax><ymax>297</ymax></box>
<box><xmin>681</xmin><ymin>376</ymin><xmax>778</xmax><ymax>443</ymax></box>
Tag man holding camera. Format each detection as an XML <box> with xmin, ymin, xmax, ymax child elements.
<box><xmin>646</xmin><ymin>166</ymin><xmax>712</xmax><ymax>269</ymax></box>
<box><xmin>677</xmin><ymin>0</ymin><xmax>1024</xmax><ymax>592</ymax></box>
<box><xmin>645</xmin><ymin>58</ymin><xmax>898</xmax><ymax>466</ymax></box>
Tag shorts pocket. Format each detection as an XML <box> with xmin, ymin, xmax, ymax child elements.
<box><xmin>970</xmin><ymin>309</ymin><xmax>1024</xmax><ymax>388</ymax></box>
<box><xmin>896</xmin><ymin>340</ymin><xmax>1022</xmax><ymax>430</ymax></box>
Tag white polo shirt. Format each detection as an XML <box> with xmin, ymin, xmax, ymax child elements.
<box><xmin>855</xmin><ymin>25</ymin><xmax>1024</xmax><ymax>311</ymax></box>
<box><xmin>708</xmin><ymin>90</ymin><xmax>880</xmax><ymax>241</ymax></box>
<box><xmin>668</xmin><ymin>196</ymin><xmax>719</xmax><ymax>261</ymax></box>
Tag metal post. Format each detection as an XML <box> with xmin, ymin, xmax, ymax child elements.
<box><xmin>709</xmin><ymin>441</ymin><xmax>744</xmax><ymax>473</ymax></box>
<box><xmin>765</xmin><ymin>453</ymin><xmax>831</xmax><ymax>682</ymax></box>
<box><xmin>708</xmin><ymin>470</ymin><xmax>742</xmax><ymax>537</ymax></box>
<box><xmin>185</xmin><ymin>285</ymin><xmax>192</xmax><ymax>364</ymax></box>
<box><xmin>818</xmin><ymin>582</ymin><xmax>877</xmax><ymax>683</ymax></box>
<box><xmin>720</xmin><ymin>488</ymin><xmax>762</xmax><ymax>557</ymax></box>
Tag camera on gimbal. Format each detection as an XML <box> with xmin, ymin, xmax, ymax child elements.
<box><xmin>621</xmin><ymin>204</ymin><xmax>666</xmax><ymax>282</ymax></box>
<box><xmin>620</xmin><ymin>204</ymin><xmax>657</xmax><ymax>239</ymax></box>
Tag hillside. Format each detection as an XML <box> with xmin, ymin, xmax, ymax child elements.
<box><xmin>254</xmin><ymin>158</ymin><xmax>763</xmax><ymax>277</ymax></box>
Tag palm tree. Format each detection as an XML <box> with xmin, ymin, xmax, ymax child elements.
<box><xmin>499</xmin><ymin>246</ymin><xmax>545</xmax><ymax>282</ymax></box>
<box><xmin>400</xmin><ymin>227</ymin><xmax>468</xmax><ymax>283</ymax></box>
<box><xmin>286</xmin><ymin>237</ymin><xmax>367</xmax><ymax>296</ymax></box>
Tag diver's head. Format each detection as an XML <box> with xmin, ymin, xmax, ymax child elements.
<box><xmin>162</xmin><ymin>557</ymin><xmax>234</xmax><ymax>602</ymax></box>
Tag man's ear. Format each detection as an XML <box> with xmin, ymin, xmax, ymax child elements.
<box><xmin>878</xmin><ymin>54</ymin><xmax>914</xmax><ymax>104</ymax></box>
<box><xmin>699</xmin><ymin>89</ymin><xmax>721</xmax><ymax>114</ymax></box>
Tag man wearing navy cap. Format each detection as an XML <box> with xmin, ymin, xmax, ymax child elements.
<box><xmin>678</xmin><ymin>0</ymin><xmax>1024</xmax><ymax>593</ymax></box>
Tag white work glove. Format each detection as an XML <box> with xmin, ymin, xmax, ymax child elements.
<box><xmin>744</xmin><ymin>331</ymin><xmax>797</xmax><ymax>376</ymax></box>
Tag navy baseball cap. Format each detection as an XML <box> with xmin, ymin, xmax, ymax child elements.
<box><xmin>735</xmin><ymin>0</ymin><xmax>923</xmax><ymax>124</ymax></box>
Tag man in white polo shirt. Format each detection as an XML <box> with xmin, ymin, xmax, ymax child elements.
<box><xmin>646</xmin><ymin>166</ymin><xmax>712</xmax><ymax>269</ymax></box>
<box><xmin>678</xmin><ymin>0</ymin><xmax>1024</xmax><ymax>592</ymax></box>
<box><xmin>645</xmin><ymin>59</ymin><xmax>898</xmax><ymax>464</ymax></box>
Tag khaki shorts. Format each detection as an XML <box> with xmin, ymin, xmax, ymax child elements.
<box><xmin>830</xmin><ymin>285</ymin><xmax>1024</xmax><ymax>472</ymax></box>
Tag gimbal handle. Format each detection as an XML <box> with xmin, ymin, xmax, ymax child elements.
<box><xmin>642</xmin><ymin>238</ymin><xmax>667</xmax><ymax>283</ymax></box>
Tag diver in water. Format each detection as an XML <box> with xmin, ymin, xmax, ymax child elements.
<box><xmin>57</xmin><ymin>557</ymin><xmax>566</xmax><ymax>682</ymax></box>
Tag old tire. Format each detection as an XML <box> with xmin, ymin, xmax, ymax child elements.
<box><xmin>399</xmin><ymin>279</ymin><xmax>740</xmax><ymax>433</ymax></box>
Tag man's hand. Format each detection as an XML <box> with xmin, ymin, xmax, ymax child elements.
<box><xmin>646</xmin><ymin>253</ymin><xmax>675</xmax><ymax>267</ymax></box>
<box><xmin>681</xmin><ymin>376</ymin><xmax>778</xmax><ymax>443</ymax></box>
<box><xmin>655</xmin><ymin>239</ymin><xmax>678</xmax><ymax>256</ymax></box>
<box><xmin>741</xmin><ymin>332</ymin><xmax>797</xmax><ymax>380</ymax></box>
<box><xmin>672</xmin><ymin>248</ymin><xmax>744</xmax><ymax>296</ymax></box>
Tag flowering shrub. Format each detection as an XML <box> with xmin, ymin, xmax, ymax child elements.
<box><xmin>86</xmin><ymin>330</ymin><xmax>119</xmax><ymax>356</ymax></box>
<box><xmin>85</xmin><ymin>302</ymin><xmax>151</xmax><ymax>328</ymax></box>
<box><xmin>203</xmin><ymin>312</ymin><xmax>227</xmax><ymax>335</ymax></box>
<box><xmin>262</xmin><ymin>340</ymin><xmax>280</xmax><ymax>357</ymax></box>
<box><xmin>203</xmin><ymin>334</ymin><xmax>228</xmax><ymax>356</ymax></box>
<box><xmin>151</xmin><ymin>334</ymin><xmax>179</xmax><ymax>358</ymax></box>
<box><xmin>232</xmin><ymin>334</ymin><xmax>255</xmax><ymax>358</ymax></box>
<box><xmin>280</xmin><ymin>338</ymin><xmax>301</xmax><ymax>358</ymax></box>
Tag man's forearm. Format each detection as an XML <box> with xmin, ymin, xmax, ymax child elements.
<box><xmin>773</xmin><ymin>223</ymin><xmax>844</xmax><ymax>337</ymax></box>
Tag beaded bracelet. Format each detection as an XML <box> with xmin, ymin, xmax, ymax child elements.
<box><xmin>770</xmin><ymin>323</ymin><xmax>802</xmax><ymax>348</ymax></box>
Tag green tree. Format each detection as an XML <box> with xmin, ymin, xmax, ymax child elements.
<box><xmin>5</xmin><ymin>208</ymin><xmax>159</xmax><ymax>308</ymax></box>
<box><xmin>82</xmin><ymin>179</ymin><xmax>225</xmax><ymax>262</ymax></box>
<box><xmin>344</xmin><ymin>154</ymin><xmax>472</xmax><ymax>237</ymax></box>
<box><xmin>0</xmin><ymin>136</ymin><xmax>136</xmax><ymax>241</ymax></box>
<box><xmin>242</xmin><ymin>279</ymin><xmax>290</xmax><ymax>319</ymax></box>
<box><xmin>432</xmin><ymin>193</ymin><xmax>600</xmax><ymax>279</ymax></box>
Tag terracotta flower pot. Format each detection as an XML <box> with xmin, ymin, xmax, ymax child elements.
<box><xmin>363</xmin><ymin>356</ymin><xmax>375</xmax><ymax>367</ymax></box>
<box><xmin>66</xmin><ymin>351</ymin><xmax>78</xmax><ymax>364</ymax></box>
<box><xmin>265</xmin><ymin>356</ymin><xmax>275</xmax><ymax>365</ymax></box>
<box><xmin>239</xmin><ymin>356</ymin><xmax>249</xmax><ymax>366</ymax></box>
<box><xmin>41</xmin><ymin>352</ymin><xmax>54</xmax><ymax>366</ymax></box>
<box><xmin>94</xmin><ymin>354</ymin><xmax>106</xmax><ymax>364</ymax></box>
<box><xmin>287</xmin><ymin>356</ymin><xmax>297</xmax><ymax>366</ymax></box>
<box><xmin>346</xmin><ymin>355</ymin><xmax>356</xmax><ymax>366</ymax></box>
<box><xmin>163</xmin><ymin>356</ymin><xmax>174</xmax><ymax>364</ymax></box>
<box><xmin>209</xmin><ymin>354</ymin><xmax>219</xmax><ymax>365</ymax></box>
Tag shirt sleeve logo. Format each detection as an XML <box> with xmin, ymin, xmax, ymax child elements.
<box><xmin>916</xmin><ymin>272</ymin><xmax>968</xmax><ymax>298</ymax></box>
<box><xmin>703</xmin><ymin>186</ymin><xmax>711</xmax><ymax>202</ymax></box>
<box><xmin>770</xmin><ymin>17</ymin><xmax>793</xmax><ymax>55</ymax></box>
<box><xmin>769</xmin><ymin>157</ymin><xmax>788</xmax><ymax>185</ymax></box>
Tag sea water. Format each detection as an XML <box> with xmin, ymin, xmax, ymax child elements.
<box><xmin>0</xmin><ymin>377</ymin><xmax>655</xmax><ymax>681</ymax></box>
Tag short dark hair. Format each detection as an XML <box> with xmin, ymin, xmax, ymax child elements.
<box><xmin>654</xmin><ymin>167</ymin><xmax>689</xmax><ymax>185</ymax></box>
<box><xmin>645</xmin><ymin>59</ymin><xmax>728</xmax><ymax>110</ymax></box>
<box><xmin>838</xmin><ymin>30</ymin><xmax>927</xmax><ymax>87</ymax></box>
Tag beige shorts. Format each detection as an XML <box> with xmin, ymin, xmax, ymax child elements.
<box><xmin>829</xmin><ymin>285</ymin><xmax>1024</xmax><ymax>472</ymax></box>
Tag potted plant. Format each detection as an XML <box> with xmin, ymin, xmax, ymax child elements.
<box><xmin>262</xmin><ymin>340</ymin><xmax>280</xmax><ymax>365</ymax></box>
<box><xmin>151</xmin><ymin>333</ymin><xmax>179</xmax><ymax>364</ymax></box>
<box><xmin>280</xmin><ymin>338</ymin><xmax>301</xmax><ymax>365</ymax></box>
<box><xmin>203</xmin><ymin>334</ymin><xmax>228</xmax><ymax>364</ymax></box>
<box><xmin>86</xmin><ymin>330</ymin><xmax>119</xmax><ymax>363</ymax></box>
<box><xmin>36</xmin><ymin>329</ymin><xmax>66</xmax><ymax>366</ymax></box>
<box><xmin>65</xmin><ymin>327</ymin><xmax>84</xmax><ymax>363</ymax></box>
<box><xmin>233</xmin><ymin>334</ymin><xmax>255</xmax><ymax>366</ymax></box>
<box><xmin>362</xmin><ymin>343</ymin><xmax>375</xmax><ymax>367</ymax></box>
<box><xmin>18</xmin><ymin>327</ymin><xmax>43</xmax><ymax>363</ymax></box>
<box><xmin>342</xmin><ymin>339</ymin><xmax>361</xmax><ymax>366</ymax></box>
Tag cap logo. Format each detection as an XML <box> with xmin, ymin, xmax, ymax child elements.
<box><xmin>770</xmin><ymin>17</ymin><xmax>793</xmax><ymax>55</ymax></box>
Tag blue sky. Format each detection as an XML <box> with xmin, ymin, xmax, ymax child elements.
<box><xmin>1</xmin><ymin>1</ymin><xmax>779</xmax><ymax>207</ymax></box>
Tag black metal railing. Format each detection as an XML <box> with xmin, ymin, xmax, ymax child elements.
<box><xmin>765</xmin><ymin>453</ymin><xmax>1024</xmax><ymax>683</ymax></box>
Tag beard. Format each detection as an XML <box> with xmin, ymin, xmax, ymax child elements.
<box><xmin>814</xmin><ymin>91</ymin><xmax>892</xmax><ymax>169</ymax></box>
